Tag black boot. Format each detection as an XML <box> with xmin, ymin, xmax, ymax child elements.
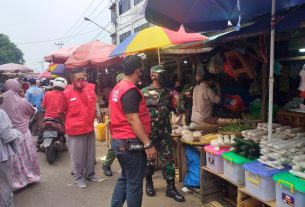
<box><xmin>166</xmin><ymin>179</ymin><xmax>185</xmax><ymax>202</ymax></box>
<box><xmin>146</xmin><ymin>176</ymin><xmax>156</xmax><ymax>197</ymax></box>
<box><xmin>102</xmin><ymin>164</ymin><xmax>113</xmax><ymax>177</ymax></box>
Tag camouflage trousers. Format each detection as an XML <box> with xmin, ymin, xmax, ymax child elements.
<box><xmin>146</xmin><ymin>132</ymin><xmax>175</xmax><ymax>181</ymax></box>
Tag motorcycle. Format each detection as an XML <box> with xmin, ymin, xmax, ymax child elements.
<box><xmin>38</xmin><ymin>118</ymin><xmax>66</xmax><ymax>164</ymax></box>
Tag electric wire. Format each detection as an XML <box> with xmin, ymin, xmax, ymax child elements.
<box><xmin>59</xmin><ymin>0</ymin><xmax>97</xmax><ymax>39</ymax></box>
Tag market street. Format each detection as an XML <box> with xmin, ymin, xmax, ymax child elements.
<box><xmin>14</xmin><ymin>138</ymin><xmax>201</xmax><ymax>207</ymax></box>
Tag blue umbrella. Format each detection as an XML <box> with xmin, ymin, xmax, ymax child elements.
<box><xmin>145</xmin><ymin>0</ymin><xmax>305</xmax><ymax>32</ymax></box>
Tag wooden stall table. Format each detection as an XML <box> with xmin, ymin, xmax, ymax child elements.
<box><xmin>200</xmin><ymin>166</ymin><xmax>276</xmax><ymax>207</ymax></box>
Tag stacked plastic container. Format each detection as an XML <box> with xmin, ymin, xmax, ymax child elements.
<box><xmin>243</xmin><ymin>161</ymin><xmax>290</xmax><ymax>202</ymax></box>
<box><xmin>273</xmin><ymin>172</ymin><xmax>305</xmax><ymax>207</ymax></box>
<box><xmin>204</xmin><ymin>145</ymin><xmax>230</xmax><ymax>173</ymax></box>
<box><xmin>222</xmin><ymin>151</ymin><xmax>254</xmax><ymax>185</ymax></box>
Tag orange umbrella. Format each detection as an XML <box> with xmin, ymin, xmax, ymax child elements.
<box><xmin>44</xmin><ymin>46</ymin><xmax>79</xmax><ymax>64</ymax></box>
<box><xmin>65</xmin><ymin>40</ymin><xmax>121</xmax><ymax>69</ymax></box>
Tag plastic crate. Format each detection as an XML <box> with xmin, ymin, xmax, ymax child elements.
<box><xmin>244</xmin><ymin>161</ymin><xmax>289</xmax><ymax>202</ymax></box>
<box><xmin>273</xmin><ymin>172</ymin><xmax>305</xmax><ymax>207</ymax></box>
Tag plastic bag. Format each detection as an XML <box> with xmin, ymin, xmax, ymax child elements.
<box><xmin>224</xmin><ymin>95</ymin><xmax>245</xmax><ymax>112</ymax></box>
<box><xmin>249</xmin><ymin>80</ymin><xmax>261</xmax><ymax>96</ymax></box>
<box><xmin>183</xmin><ymin>146</ymin><xmax>200</xmax><ymax>188</ymax></box>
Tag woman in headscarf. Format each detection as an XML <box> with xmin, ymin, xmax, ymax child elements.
<box><xmin>0</xmin><ymin>79</ymin><xmax>40</xmax><ymax>190</ymax></box>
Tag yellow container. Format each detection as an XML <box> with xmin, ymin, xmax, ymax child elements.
<box><xmin>96</xmin><ymin>123</ymin><xmax>106</xmax><ymax>142</ymax></box>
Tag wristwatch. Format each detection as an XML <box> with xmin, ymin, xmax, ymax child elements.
<box><xmin>144</xmin><ymin>141</ymin><xmax>153</xmax><ymax>149</ymax></box>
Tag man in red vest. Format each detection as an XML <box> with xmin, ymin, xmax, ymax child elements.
<box><xmin>63</xmin><ymin>68</ymin><xmax>100</xmax><ymax>188</ymax></box>
<box><xmin>109</xmin><ymin>55</ymin><xmax>156</xmax><ymax>207</ymax></box>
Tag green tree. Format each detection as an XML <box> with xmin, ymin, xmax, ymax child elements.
<box><xmin>0</xmin><ymin>33</ymin><xmax>24</xmax><ymax>65</ymax></box>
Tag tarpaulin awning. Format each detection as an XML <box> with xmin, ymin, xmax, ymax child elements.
<box><xmin>208</xmin><ymin>5</ymin><xmax>305</xmax><ymax>42</ymax></box>
<box><xmin>38</xmin><ymin>71</ymin><xmax>53</xmax><ymax>79</ymax></box>
<box><xmin>145</xmin><ymin>0</ymin><xmax>305</xmax><ymax>32</ymax></box>
<box><xmin>44</xmin><ymin>46</ymin><xmax>79</xmax><ymax>63</ymax></box>
<box><xmin>65</xmin><ymin>40</ymin><xmax>121</xmax><ymax>69</ymax></box>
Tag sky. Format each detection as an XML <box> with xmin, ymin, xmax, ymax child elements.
<box><xmin>0</xmin><ymin>0</ymin><xmax>112</xmax><ymax>72</ymax></box>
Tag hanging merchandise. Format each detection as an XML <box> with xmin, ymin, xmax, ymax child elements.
<box><xmin>274</xmin><ymin>61</ymin><xmax>282</xmax><ymax>75</ymax></box>
<box><xmin>223</xmin><ymin>62</ymin><xmax>235</xmax><ymax>78</ymax></box>
<box><xmin>224</xmin><ymin>95</ymin><xmax>245</xmax><ymax>112</ymax></box>
<box><xmin>249</xmin><ymin>80</ymin><xmax>261</xmax><ymax>96</ymax></box>
<box><xmin>208</xmin><ymin>54</ymin><xmax>224</xmax><ymax>74</ymax></box>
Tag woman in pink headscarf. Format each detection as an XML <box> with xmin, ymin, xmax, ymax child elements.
<box><xmin>0</xmin><ymin>79</ymin><xmax>40</xmax><ymax>190</ymax></box>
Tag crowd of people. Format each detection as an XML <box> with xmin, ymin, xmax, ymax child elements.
<box><xmin>0</xmin><ymin>54</ymin><xmax>222</xmax><ymax>207</ymax></box>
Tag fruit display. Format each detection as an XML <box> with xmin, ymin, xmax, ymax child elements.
<box><xmin>200</xmin><ymin>133</ymin><xmax>218</xmax><ymax>145</ymax></box>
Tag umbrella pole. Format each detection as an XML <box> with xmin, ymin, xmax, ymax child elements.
<box><xmin>97</xmin><ymin>65</ymin><xmax>99</xmax><ymax>82</ymax></box>
<box><xmin>267</xmin><ymin>0</ymin><xmax>276</xmax><ymax>141</ymax></box>
<box><xmin>157</xmin><ymin>48</ymin><xmax>161</xmax><ymax>64</ymax></box>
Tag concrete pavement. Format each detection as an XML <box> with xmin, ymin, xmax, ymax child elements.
<box><xmin>14</xmin><ymin>140</ymin><xmax>202</xmax><ymax>207</ymax></box>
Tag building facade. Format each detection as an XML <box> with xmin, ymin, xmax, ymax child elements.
<box><xmin>109</xmin><ymin>0</ymin><xmax>151</xmax><ymax>45</ymax></box>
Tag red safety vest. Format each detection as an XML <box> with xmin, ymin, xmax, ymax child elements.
<box><xmin>63</xmin><ymin>83</ymin><xmax>96</xmax><ymax>136</ymax></box>
<box><xmin>109</xmin><ymin>79</ymin><xmax>151</xmax><ymax>139</ymax></box>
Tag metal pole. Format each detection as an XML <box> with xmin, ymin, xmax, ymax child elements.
<box><xmin>267</xmin><ymin>0</ymin><xmax>276</xmax><ymax>140</ymax></box>
<box><xmin>158</xmin><ymin>48</ymin><xmax>161</xmax><ymax>64</ymax></box>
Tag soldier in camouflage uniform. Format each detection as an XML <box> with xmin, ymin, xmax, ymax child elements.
<box><xmin>141</xmin><ymin>65</ymin><xmax>185</xmax><ymax>202</ymax></box>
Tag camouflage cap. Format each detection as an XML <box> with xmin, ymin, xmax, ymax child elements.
<box><xmin>150</xmin><ymin>65</ymin><xmax>165</xmax><ymax>74</ymax></box>
<box><xmin>116</xmin><ymin>73</ymin><xmax>125</xmax><ymax>83</ymax></box>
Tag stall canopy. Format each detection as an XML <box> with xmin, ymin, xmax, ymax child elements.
<box><xmin>145</xmin><ymin>0</ymin><xmax>305</xmax><ymax>32</ymax></box>
<box><xmin>209</xmin><ymin>5</ymin><xmax>305</xmax><ymax>43</ymax></box>
<box><xmin>44</xmin><ymin>46</ymin><xmax>79</xmax><ymax>64</ymax></box>
<box><xmin>38</xmin><ymin>71</ymin><xmax>53</xmax><ymax>79</ymax></box>
<box><xmin>65</xmin><ymin>40</ymin><xmax>121</xmax><ymax>69</ymax></box>
<box><xmin>110</xmin><ymin>26</ymin><xmax>207</xmax><ymax>58</ymax></box>
<box><xmin>0</xmin><ymin>63</ymin><xmax>33</xmax><ymax>73</ymax></box>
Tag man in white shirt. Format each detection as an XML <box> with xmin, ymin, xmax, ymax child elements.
<box><xmin>191</xmin><ymin>71</ymin><xmax>221</xmax><ymax>123</ymax></box>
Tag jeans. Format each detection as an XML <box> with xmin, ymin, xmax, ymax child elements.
<box><xmin>111</xmin><ymin>139</ymin><xmax>147</xmax><ymax>207</ymax></box>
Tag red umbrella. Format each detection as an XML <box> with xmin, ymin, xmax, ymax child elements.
<box><xmin>0</xmin><ymin>63</ymin><xmax>33</xmax><ymax>73</ymax></box>
<box><xmin>65</xmin><ymin>40</ymin><xmax>121</xmax><ymax>69</ymax></box>
<box><xmin>38</xmin><ymin>71</ymin><xmax>53</xmax><ymax>79</ymax></box>
<box><xmin>44</xmin><ymin>46</ymin><xmax>79</xmax><ymax>64</ymax></box>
